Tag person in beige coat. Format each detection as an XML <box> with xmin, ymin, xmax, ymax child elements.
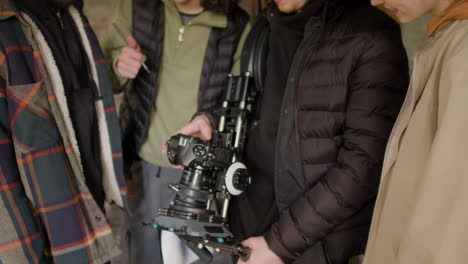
<box><xmin>363</xmin><ymin>0</ymin><xmax>468</xmax><ymax>263</ymax></box>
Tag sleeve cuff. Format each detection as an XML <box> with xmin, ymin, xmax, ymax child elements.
<box><xmin>264</xmin><ymin>224</ymin><xmax>296</xmax><ymax>263</ymax></box>
<box><xmin>112</xmin><ymin>54</ymin><xmax>130</xmax><ymax>93</ymax></box>
<box><xmin>192</xmin><ymin>111</ymin><xmax>219</xmax><ymax>129</ymax></box>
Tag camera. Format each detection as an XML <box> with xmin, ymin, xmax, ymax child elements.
<box><xmin>149</xmin><ymin>74</ymin><xmax>256</xmax><ymax>262</ymax></box>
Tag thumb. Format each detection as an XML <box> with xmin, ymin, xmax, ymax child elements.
<box><xmin>241</xmin><ymin>238</ymin><xmax>255</xmax><ymax>249</ymax></box>
<box><xmin>200</xmin><ymin>123</ymin><xmax>212</xmax><ymax>141</ymax></box>
<box><xmin>177</xmin><ymin>123</ymin><xmax>198</xmax><ymax>136</ymax></box>
<box><xmin>126</xmin><ymin>35</ymin><xmax>138</xmax><ymax>49</ymax></box>
<box><xmin>237</xmin><ymin>258</ymin><xmax>247</xmax><ymax>264</ymax></box>
<box><xmin>162</xmin><ymin>140</ymin><xmax>168</xmax><ymax>154</ymax></box>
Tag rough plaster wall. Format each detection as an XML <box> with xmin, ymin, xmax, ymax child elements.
<box><xmin>82</xmin><ymin>0</ymin><xmax>430</xmax><ymax>110</ymax></box>
<box><xmin>82</xmin><ymin>0</ymin><xmax>254</xmax><ymax>108</ymax></box>
<box><xmin>82</xmin><ymin>0</ymin><xmax>251</xmax><ymax>43</ymax></box>
<box><xmin>83</xmin><ymin>0</ymin><xmax>118</xmax><ymax>42</ymax></box>
<box><xmin>83</xmin><ymin>0</ymin><xmax>430</xmax><ymax>63</ymax></box>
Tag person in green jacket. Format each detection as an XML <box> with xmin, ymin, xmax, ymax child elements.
<box><xmin>102</xmin><ymin>0</ymin><xmax>249</xmax><ymax>263</ymax></box>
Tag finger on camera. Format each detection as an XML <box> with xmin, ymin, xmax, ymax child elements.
<box><xmin>162</xmin><ymin>144</ymin><xmax>168</xmax><ymax>155</ymax></box>
<box><xmin>177</xmin><ymin>124</ymin><xmax>199</xmax><ymax>136</ymax></box>
<box><xmin>200</xmin><ymin>126</ymin><xmax>212</xmax><ymax>140</ymax></box>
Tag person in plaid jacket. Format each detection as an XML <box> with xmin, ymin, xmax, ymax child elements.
<box><xmin>0</xmin><ymin>0</ymin><xmax>127</xmax><ymax>263</ymax></box>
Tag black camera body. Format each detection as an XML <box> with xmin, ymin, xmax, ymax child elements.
<box><xmin>167</xmin><ymin>133</ymin><xmax>234</xmax><ymax>169</ymax></box>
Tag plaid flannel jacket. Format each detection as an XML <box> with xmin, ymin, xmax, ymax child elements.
<box><xmin>0</xmin><ymin>1</ymin><xmax>127</xmax><ymax>263</ymax></box>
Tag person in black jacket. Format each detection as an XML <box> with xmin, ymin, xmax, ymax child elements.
<box><xmin>171</xmin><ymin>0</ymin><xmax>409</xmax><ymax>263</ymax></box>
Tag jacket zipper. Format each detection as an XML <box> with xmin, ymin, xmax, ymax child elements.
<box><xmin>290</xmin><ymin>7</ymin><xmax>333</xmax><ymax>262</ymax></box>
<box><xmin>177</xmin><ymin>21</ymin><xmax>193</xmax><ymax>47</ymax></box>
<box><xmin>178</xmin><ymin>25</ymin><xmax>185</xmax><ymax>43</ymax></box>
<box><xmin>57</xmin><ymin>10</ymin><xmax>64</xmax><ymax>29</ymax></box>
<box><xmin>289</xmin><ymin>20</ymin><xmax>324</xmax><ymax>185</ymax></box>
<box><xmin>272</xmin><ymin>13</ymin><xmax>324</xmax><ymax>210</ymax></box>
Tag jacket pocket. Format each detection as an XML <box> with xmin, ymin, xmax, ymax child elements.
<box><xmin>17</xmin><ymin>144</ymin><xmax>111</xmax><ymax>255</ymax></box>
<box><xmin>17</xmin><ymin>143</ymin><xmax>77</xmax><ymax>208</ymax></box>
<box><xmin>7</xmin><ymin>81</ymin><xmax>61</xmax><ymax>150</ymax></box>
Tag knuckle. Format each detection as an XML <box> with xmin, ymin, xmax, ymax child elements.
<box><xmin>119</xmin><ymin>55</ymin><xmax>130</xmax><ymax>64</ymax></box>
<box><xmin>122</xmin><ymin>47</ymin><xmax>131</xmax><ymax>54</ymax></box>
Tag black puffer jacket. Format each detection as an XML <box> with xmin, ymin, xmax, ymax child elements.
<box><xmin>258</xmin><ymin>2</ymin><xmax>409</xmax><ymax>264</ymax></box>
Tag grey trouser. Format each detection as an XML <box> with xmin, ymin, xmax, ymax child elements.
<box><xmin>128</xmin><ymin>160</ymin><xmax>182</xmax><ymax>264</ymax></box>
<box><xmin>127</xmin><ymin>160</ymin><xmax>232</xmax><ymax>264</ymax></box>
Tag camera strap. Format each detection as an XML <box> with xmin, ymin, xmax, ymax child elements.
<box><xmin>240</xmin><ymin>13</ymin><xmax>270</xmax><ymax>94</ymax></box>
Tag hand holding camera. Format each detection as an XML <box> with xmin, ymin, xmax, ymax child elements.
<box><xmin>162</xmin><ymin>115</ymin><xmax>213</xmax><ymax>156</ymax></box>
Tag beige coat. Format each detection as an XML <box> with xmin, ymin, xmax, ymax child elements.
<box><xmin>363</xmin><ymin>20</ymin><xmax>468</xmax><ymax>264</ymax></box>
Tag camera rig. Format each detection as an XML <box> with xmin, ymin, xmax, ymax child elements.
<box><xmin>147</xmin><ymin>73</ymin><xmax>255</xmax><ymax>262</ymax></box>
<box><xmin>146</xmin><ymin>17</ymin><xmax>270</xmax><ymax>263</ymax></box>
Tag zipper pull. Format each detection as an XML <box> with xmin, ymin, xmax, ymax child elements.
<box><xmin>57</xmin><ymin>10</ymin><xmax>64</xmax><ymax>29</ymax></box>
<box><xmin>178</xmin><ymin>26</ymin><xmax>185</xmax><ymax>43</ymax></box>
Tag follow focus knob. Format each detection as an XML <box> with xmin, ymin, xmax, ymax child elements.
<box><xmin>225</xmin><ymin>163</ymin><xmax>250</xmax><ymax>196</ymax></box>
<box><xmin>232</xmin><ymin>169</ymin><xmax>250</xmax><ymax>191</ymax></box>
